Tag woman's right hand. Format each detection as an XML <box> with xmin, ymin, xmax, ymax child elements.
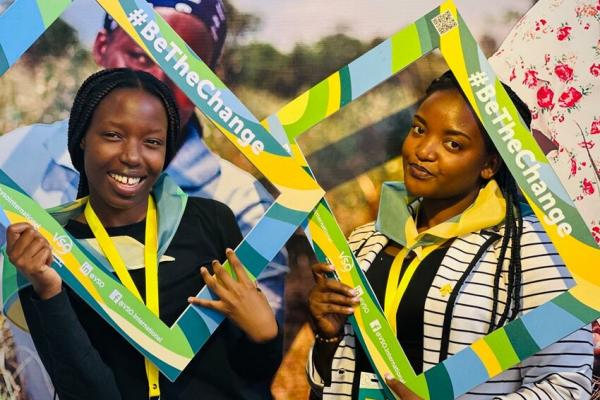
<box><xmin>6</xmin><ymin>223</ymin><xmax>62</xmax><ymax>300</ymax></box>
<box><xmin>308</xmin><ymin>263</ymin><xmax>360</xmax><ymax>339</ymax></box>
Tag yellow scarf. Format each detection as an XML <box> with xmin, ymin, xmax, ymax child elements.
<box><xmin>375</xmin><ymin>180</ymin><xmax>506</xmax><ymax>332</ymax></box>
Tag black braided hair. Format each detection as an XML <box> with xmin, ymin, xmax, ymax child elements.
<box><xmin>423</xmin><ymin>70</ymin><xmax>531</xmax><ymax>333</ymax></box>
<box><xmin>68</xmin><ymin>68</ymin><xmax>181</xmax><ymax>198</ymax></box>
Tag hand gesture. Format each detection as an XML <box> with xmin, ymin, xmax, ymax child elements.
<box><xmin>308</xmin><ymin>263</ymin><xmax>360</xmax><ymax>339</ymax></box>
<box><xmin>188</xmin><ymin>248</ymin><xmax>278</xmax><ymax>343</ymax></box>
<box><xmin>6</xmin><ymin>223</ymin><xmax>62</xmax><ymax>300</ymax></box>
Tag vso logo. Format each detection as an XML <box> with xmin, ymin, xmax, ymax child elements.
<box><xmin>53</xmin><ymin>233</ymin><xmax>73</xmax><ymax>255</ymax></box>
<box><xmin>339</xmin><ymin>251</ymin><xmax>354</xmax><ymax>272</ymax></box>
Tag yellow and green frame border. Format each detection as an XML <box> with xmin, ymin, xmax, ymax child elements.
<box><xmin>0</xmin><ymin>0</ymin><xmax>325</xmax><ymax>382</ymax></box>
<box><xmin>1</xmin><ymin>1</ymin><xmax>599</xmax><ymax>398</ymax></box>
<box><xmin>262</xmin><ymin>2</ymin><xmax>600</xmax><ymax>398</ymax></box>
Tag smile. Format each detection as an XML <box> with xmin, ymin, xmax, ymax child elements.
<box><xmin>108</xmin><ymin>172</ymin><xmax>145</xmax><ymax>186</ymax></box>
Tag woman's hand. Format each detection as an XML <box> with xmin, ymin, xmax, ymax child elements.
<box><xmin>385</xmin><ymin>374</ymin><xmax>423</xmax><ymax>399</ymax></box>
<box><xmin>308</xmin><ymin>263</ymin><xmax>360</xmax><ymax>339</ymax></box>
<box><xmin>6</xmin><ymin>223</ymin><xmax>62</xmax><ymax>300</ymax></box>
<box><xmin>188</xmin><ymin>248</ymin><xmax>278</xmax><ymax>343</ymax></box>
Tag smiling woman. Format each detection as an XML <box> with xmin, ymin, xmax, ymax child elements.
<box><xmin>77</xmin><ymin>88</ymin><xmax>169</xmax><ymax>226</ymax></box>
<box><xmin>4</xmin><ymin>68</ymin><xmax>282</xmax><ymax>400</ymax></box>
<box><xmin>306</xmin><ymin>71</ymin><xmax>593</xmax><ymax>399</ymax></box>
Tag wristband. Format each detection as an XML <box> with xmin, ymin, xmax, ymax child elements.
<box><xmin>314</xmin><ymin>332</ymin><xmax>342</xmax><ymax>344</ymax></box>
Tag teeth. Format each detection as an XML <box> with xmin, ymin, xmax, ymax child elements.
<box><xmin>110</xmin><ymin>173</ymin><xmax>141</xmax><ymax>186</ymax></box>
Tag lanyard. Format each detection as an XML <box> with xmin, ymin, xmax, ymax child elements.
<box><xmin>383</xmin><ymin>244</ymin><xmax>439</xmax><ymax>334</ymax></box>
<box><xmin>84</xmin><ymin>196</ymin><xmax>160</xmax><ymax>399</ymax></box>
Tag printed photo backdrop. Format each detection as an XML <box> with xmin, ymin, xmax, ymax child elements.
<box><xmin>2</xmin><ymin>0</ymin><xmax>596</xmax><ymax>398</ymax></box>
<box><xmin>0</xmin><ymin>0</ymin><xmax>533</xmax><ymax>380</ymax></box>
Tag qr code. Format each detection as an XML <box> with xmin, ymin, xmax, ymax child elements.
<box><xmin>432</xmin><ymin>10</ymin><xmax>457</xmax><ymax>35</ymax></box>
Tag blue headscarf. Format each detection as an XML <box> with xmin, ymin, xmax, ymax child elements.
<box><xmin>104</xmin><ymin>0</ymin><xmax>227</xmax><ymax>66</ymax></box>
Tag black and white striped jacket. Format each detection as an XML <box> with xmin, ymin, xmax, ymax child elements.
<box><xmin>307</xmin><ymin>217</ymin><xmax>593</xmax><ymax>399</ymax></box>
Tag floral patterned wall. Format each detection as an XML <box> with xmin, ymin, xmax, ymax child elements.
<box><xmin>490</xmin><ymin>0</ymin><xmax>600</xmax><ymax>395</ymax></box>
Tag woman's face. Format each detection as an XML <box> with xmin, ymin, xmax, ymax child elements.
<box><xmin>81</xmin><ymin>88</ymin><xmax>168</xmax><ymax>220</ymax></box>
<box><xmin>402</xmin><ymin>89</ymin><xmax>498</xmax><ymax>201</ymax></box>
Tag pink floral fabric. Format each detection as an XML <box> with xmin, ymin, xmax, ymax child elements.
<box><xmin>490</xmin><ymin>0</ymin><xmax>600</xmax><ymax>241</ymax></box>
<box><xmin>490</xmin><ymin>0</ymin><xmax>600</xmax><ymax>391</ymax></box>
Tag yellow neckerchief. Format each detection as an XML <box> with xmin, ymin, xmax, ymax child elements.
<box><xmin>378</xmin><ymin>180</ymin><xmax>506</xmax><ymax>333</ymax></box>
<box><xmin>84</xmin><ymin>196</ymin><xmax>160</xmax><ymax>399</ymax></box>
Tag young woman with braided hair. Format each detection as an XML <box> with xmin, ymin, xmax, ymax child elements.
<box><xmin>307</xmin><ymin>71</ymin><xmax>593</xmax><ymax>399</ymax></box>
<box><xmin>5</xmin><ymin>68</ymin><xmax>281</xmax><ymax>400</ymax></box>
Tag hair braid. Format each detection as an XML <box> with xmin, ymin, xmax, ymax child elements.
<box><xmin>488</xmin><ymin>179</ymin><xmax>513</xmax><ymax>332</ymax></box>
<box><xmin>507</xmin><ymin>177</ymin><xmax>523</xmax><ymax>321</ymax></box>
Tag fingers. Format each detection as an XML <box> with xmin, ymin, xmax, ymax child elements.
<box><xmin>309</xmin><ymin>262</ymin><xmax>358</xmax><ymax>319</ymax></box>
<box><xmin>200</xmin><ymin>250</ymin><xmax>254</xmax><ymax>303</ymax></box>
<box><xmin>310</xmin><ymin>290</ymin><xmax>358</xmax><ymax>316</ymax></box>
<box><xmin>26</xmin><ymin>236</ymin><xmax>48</xmax><ymax>258</ymax></box>
<box><xmin>312</xmin><ymin>262</ymin><xmax>335</xmax><ymax>275</ymax></box>
<box><xmin>311</xmin><ymin>263</ymin><xmax>355</xmax><ymax>294</ymax></box>
<box><xmin>6</xmin><ymin>224</ymin><xmax>51</xmax><ymax>267</ymax></box>
<box><xmin>225</xmin><ymin>248</ymin><xmax>252</xmax><ymax>286</ymax></box>
<box><xmin>312</xmin><ymin>262</ymin><xmax>354</xmax><ymax>290</ymax></box>
<box><xmin>321</xmin><ymin>278</ymin><xmax>356</xmax><ymax>297</ymax></box>
<box><xmin>312</xmin><ymin>301</ymin><xmax>355</xmax><ymax>316</ymax></box>
<box><xmin>211</xmin><ymin>259</ymin><xmax>236</xmax><ymax>290</ymax></box>
<box><xmin>312</xmin><ymin>263</ymin><xmax>333</xmax><ymax>286</ymax></box>
<box><xmin>6</xmin><ymin>222</ymin><xmax>34</xmax><ymax>237</ymax></box>
<box><xmin>310</xmin><ymin>284</ymin><xmax>359</xmax><ymax>313</ymax></box>
<box><xmin>319</xmin><ymin>291</ymin><xmax>360</xmax><ymax>308</ymax></box>
<box><xmin>200</xmin><ymin>266</ymin><xmax>228</xmax><ymax>299</ymax></box>
<box><xmin>45</xmin><ymin>246</ymin><xmax>54</xmax><ymax>267</ymax></box>
<box><xmin>30</xmin><ymin>248</ymin><xmax>53</xmax><ymax>273</ymax></box>
<box><xmin>6</xmin><ymin>223</ymin><xmax>36</xmax><ymax>255</ymax></box>
<box><xmin>187</xmin><ymin>296</ymin><xmax>226</xmax><ymax>313</ymax></box>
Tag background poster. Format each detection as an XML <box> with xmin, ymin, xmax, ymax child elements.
<box><xmin>3</xmin><ymin>0</ymin><xmax>597</xmax><ymax>399</ymax></box>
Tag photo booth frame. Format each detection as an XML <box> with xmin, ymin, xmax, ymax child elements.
<box><xmin>261</xmin><ymin>3</ymin><xmax>600</xmax><ymax>398</ymax></box>
<box><xmin>1</xmin><ymin>0</ymin><xmax>599</xmax><ymax>398</ymax></box>
<box><xmin>0</xmin><ymin>0</ymin><xmax>325</xmax><ymax>382</ymax></box>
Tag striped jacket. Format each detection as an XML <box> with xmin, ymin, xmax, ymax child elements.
<box><xmin>307</xmin><ymin>217</ymin><xmax>593</xmax><ymax>399</ymax></box>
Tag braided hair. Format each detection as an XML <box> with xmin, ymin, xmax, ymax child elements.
<box><xmin>424</xmin><ymin>70</ymin><xmax>532</xmax><ymax>333</ymax></box>
<box><xmin>68</xmin><ymin>68</ymin><xmax>181</xmax><ymax>198</ymax></box>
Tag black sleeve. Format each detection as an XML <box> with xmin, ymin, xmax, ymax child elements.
<box><xmin>19</xmin><ymin>286</ymin><xmax>121</xmax><ymax>400</ymax></box>
<box><xmin>184</xmin><ymin>197</ymin><xmax>243</xmax><ymax>260</ymax></box>
<box><xmin>213</xmin><ymin>200</ymin><xmax>243</xmax><ymax>252</ymax></box>
<box><xmin>228</xmin><ymin>320</ymin><xmax>283</xmax><ymax>381</ymax></box>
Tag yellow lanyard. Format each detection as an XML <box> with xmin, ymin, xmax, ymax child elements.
<box><xmin>383</xmin><ymin>245</ymin><xmax>439</xmax><ymax>334</ymax></box>
<box><xmin>84</xmin><ymin>196</ymin><xmax>160</xmax><ymax>399</ymax></box>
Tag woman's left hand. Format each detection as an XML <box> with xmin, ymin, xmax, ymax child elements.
<box><xmin>188</xmin><ymin>248</ymin><xmax>278</xmax><ymax>343</ymax></box>
<box><xmin>385</xmin><ymin>374</ymin><xmax>423</xmax><ymax>399</ymax></box>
